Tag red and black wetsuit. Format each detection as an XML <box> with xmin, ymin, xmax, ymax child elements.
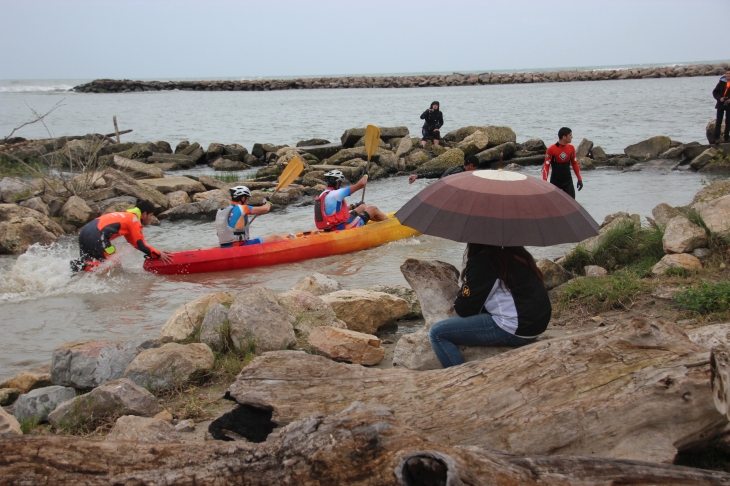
<box><xmin>77</xmin><ymin>211</ymin><xmax>161</xmax><ymax>261</ymax></box>
<box><xmin>542</xmin><ymin>142</ymin><xmax>582</xmax><ymax>199</ymax></box>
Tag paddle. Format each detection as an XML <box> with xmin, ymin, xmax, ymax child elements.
<box><xmin>246</xmin><ymin>156</ymin><xmax>304</xmax><ymax>227</ymax></box>
<box><xmin>361</xmin><ymin>124</ymin><xmax>380</xmax><ymax>204</ymax></box>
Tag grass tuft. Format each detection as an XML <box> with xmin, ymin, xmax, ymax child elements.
<box><xmin>673</xmin><ymin>281</ymin><xmax>730</xmax><ymax>315</ymax></box>
<box><xmin>555</xmin><ymin>271</ymin><xmax>651</xmax><ymax>314</ymax></box>
<box><xmin>20</xmin><ymin>416</ymin><xmax>41</xmax><ymax>434</ymax></box>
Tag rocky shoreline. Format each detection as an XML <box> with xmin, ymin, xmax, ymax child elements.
<box><xmin>72</xmin><ymin>62</ymin><xmax>730</xmax><ymax>93</ymax></box>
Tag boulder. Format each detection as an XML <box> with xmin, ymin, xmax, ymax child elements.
<box><xmin>320</xmin><ymin>290</ymin><xmax>410</xmax><ymax>334</ymax></box>
<box><xmin>224</xmin><ymin>143</ymin><xmax>248</xmax><ymax>159</ymax></box>
<box><xmin>404</xmin><ymin>149</ymin><xmax>433</xmax><ymax>170</ymax></box>
<box><xmin>365</xmin><ymin>284</ymin><xmax>422</xmax><ymax>320</ymax></box>
<box><xmin>155</xmin><ymin>141</ymin><xmax>172</xmax><ymax>153</ymax></box>
<box><xmin>18</xmin><ymin>197</ymin><xmax>49</xmax><ymax>216</ymax></box>
<box><xmin>291</xmin><ymin>272</ymin><xmax>341</xmax><ymax>295</ymax></box>
<box><xmin>0</xmin><ymin>177</ymin><xmax>35</xmax><ymax>203</ymax></box>
<box><xmin>394</xmin><ymin>135</ymin><xmax>413</xmax><ymax>158</ymax></box>
<box><xmin>682</xmin><ymin>143</ymin><xmax>711</xmax><ymax>161</ymax></box>
<box><xmin>158</xmin><ymin>291</ymin><xmax>234</xmax><ymax>342</ymax></box>
<box><xmin>139</xmin><ymin>177</ymin><xmax>206</xmax><ymax>195</ymax></box>
<box><xmin>689</xmin><ymin>148</ymin><xmax>717</xmax><ymax>170</ymax></box>
<box><xmin>693</xmin><ymin>179</ymin><xmax>730</xmax><ymax>204</ymax></box>
<box><xmin>377</xmin><ymin>152</ymin><xmax>399</xmax><ymax>173</ymax></box>
<box><xmin>113</xmin><ymin>155</ymin><xmax>164</xmax><ymax>179</ymax></box>
<box><xmin>175</xmin><ymin>141</ymin><xmax>190</xmax><ymax>153</ymax></box>
<box><xmin>652</xmin><ymin>253</ymin><xmax>703</xmax><ymax>275</ymax></box>
<box><xmin>651</xmin><ymin>203</ymin><xmax>682</xmax><ymax>225</ymax></box>
<box><xmin>297</xmin><ymin>142</ymin><xmax>343</xmax><ymax>160</ymax></box>
<box><xmin>522</xmin><ymin>138</ymin><xmax>547</xmax><ymax>152</ymax></box>
<box><xmin>166</xmin><ymin>190</ymin><xmax>190</xmax><ymax>208</ymax></box>
<box><xmin>693</xmin><ymin>247</ymin><xmax>712</xmax><ymax>260</ymax></box>
<box><xmin>109</xmin><ymin>179</ymin><xmax>169</xmax><ymax>212</ymax></box>
<box><xmin>456</xmin><ymin>130</ymin><xmax>489</xmax><ymax>156</ymax></box>
<box><xmin>107</xmin><ymin>415</ymin><xmax>182</xmax><ymax>442</ymax></box>
<box><xmin>415</xmin><ymin>148</ymin><xmax>465</xmax><ymax>175</ymax></box>
<box><xmin>1</xmin><ymin>364</ymin><xmax>52</xmax><ymax>393</ymax></box>
<box><xmin>51</xmin><ymin>339</ymin><xmax>141</xmax><ymax>389</ymax></box>
<box><xmin>695</xmin><ymin>194</ymin><xmax>730</xmax><ymax>236</ymax></box>
<box><xmin>474</xmin><ymin>142</ymin><xmax>517</xmax><ymax>165</ymax></box>
<box><xmin>227</xmin><ymin>287</ymin><xmax>296</xmax><ymax>352</ymax></box>
<box><xmin>296</xmin><ymin>138</ymin><xmax>330</xmax><ymax>147</ymax></box>
<box><xmin>97</xmin><ymin>196</ymin><xmax>137</xmax><ymax>214</ymax></box>
<box><xmin>60</xmin><ymin>195</ymin><xmax>94</xmax><ymax>227</ymax></box>
<box><xmin>483</xmin><ymin>126</ymin><xmax>517</xmax><ymax>147</ymax></box>
<box><xmin>145</xmin><ymin>153</ymin><xmax>197</xmax><ymax>169</ymax></box>
<box><xmin>12</xmin><ymin>386</ymin><xmax>76</xmax><ymax>423</ymax></box>
<box><xmin>0</xmin><ymin>204</ymin><xmax>65</xmax><ymax>254</ymax></box>
<box><xmin>592</xmin><ymin>146</ymin><xmax>608</xmax><ymax>160</ymax></box>
<box><xmin>341</xmin><ymin>127</ymin><xmax>408</xmax><ymax>148</ymax></box>
<box><xmin>113</xmin><ymin>143</ymin><xmax>153</xmax><ymax>161</ymax></box>
<box><xmin>198</xmin><ymin>175</ymin><xmax>226</xmax><ymax>191</ymax></box>
<box><xmin>354</xmin><ymin>137</ymin><xmax>386</xmax><ymax>149</ymax></box>
<box><xmin>277</xmin><ymin>290</ymin><xmax>346</xmax><ymax>345</ymax></box>
<box><xmin>157</xmin><ymin>197</ymin><xmax>227</xmax><ymax>221</ymax></box>
<box><xmin>199</xmin><ymin>303</ymin><xmax>229</xmax><ymax>351</ymax></box>
<box><xmin>584</xmin><ymin>265</ymin><xmax>608</xmax><ymax>277</ymax></box>
<box><xmin>536</xmin><ymin>259</ymin><xmax>573</xmax><ymax>290</ymax></box>
<box><xmin>124</xmin><ymin>343</ymin><xmax>215</xmax><ymax>390</ymax></box>
<box><xmin>578</xmin><ymin>157</ymin><xmax>595</xmax><ymax>170</ymax></box>
<box><xmin>0</xmin><ymin>407</ymin><xmax>21</xmax><ymax>435</ymax></box>
<box><xmin>178</xmin><ymin>143</ymin><xmax>205</xmax><ymax>164</ymax></box>
<box><xmin>624</xmin><ymin>136</ymin><xmax>671</xmax><ymax>161</ymax></box>
<box><xmin>662</xmin><ymin>216</ymin><xmax>708</xmax><ymax>254</ymax></box>
<box><xmin>0</xmin><ymin>388</ymin><xmax>20</xmax><ymax>406</ymax></box>
<box><xmin>48</xmin><ymin>378</ymin><xmax>160</xmax><ymax>428</ymax></box>
<box><xmin>191</xmin><ymin>188</ymin><xmax>229</xmax><ymax>204</ymax></box>
<box><xmin>175</xmin><ymin>419</ymin><xmax>194</xmax><ymax>432</ymax></box>
<box><xmin>321</xmin><ymin>146</ymin><xmax>391</xmax><ymax>166</ymax></box>
<box><xmin>210</xmin><ymin>158</ymin><xmax>250</xmax><ymax>171</ymax></box>
<box><xmin>707</xmin><ymin>119</ymin><xmax>727</xmax><ymax>144</ymax></box>
<box><xmin>442</xmin><ymin>126</ymin><xmax>484</xmax><ymax>143</ymax></box>
<box><xmin>308</xmin><ymin>326</ymin><xmax>384</xmax><ymax>366</ymax></box>
<box><xmin>206</xmin><ymin>143</ymin><xmax>226</xmax><ymax>161</ymax></box>
<box><xmin>606</xmin><ymin>156</ymin><xmax>638</xmax><ymax>167</ymax></box>
<box><xmin>576</xmin><ymin>138</ymin><xmax>594</xmax><ymax>158</ymax></box>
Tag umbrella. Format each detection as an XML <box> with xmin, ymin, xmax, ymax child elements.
<box><xmin>395</xmin><ymin>169</ymin><xmax>599</xmax><ymax>247</ymax></box>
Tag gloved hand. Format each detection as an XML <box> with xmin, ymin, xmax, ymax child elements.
<box><xmin>577</xmin><ymin>180</ymin><xmax>583</xmax><ymax>191</ymax></box>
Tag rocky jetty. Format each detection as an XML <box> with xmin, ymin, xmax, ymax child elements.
<box><xmin>72</xmin><ymin>62</ymin><xmax>730</xmax><ymax>93</ymax></box>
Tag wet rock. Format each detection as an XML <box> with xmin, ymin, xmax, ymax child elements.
<box><xmin>107</xmin><ymin>415</ymin><xmax>182</xmax><ymax>442</ymax></box>
<box><xmin>51</xmin><ymin>339</ymin><xmax>141</xmax><ymax>389</ymax></box>
<box><xmin>12</xmin><ymin>385</ymin><xmax>76</xmax><ymax>423</ymax></box>
<box><xmin>48</xmin><ymin>378</ymin><xmax>160</xmax><ymax>427</ymax></box>
<box><xmin>652</xmin><ymin>253</ymin><xmax>703</xmax><ymax>275</ymax></box>
<box><xmin>227</xmin><ymin>287</ymin><xmax>296</xmax><ymax>352</ymax></box>
<box><xmin>277</xmin><ymin>290</ymin><xmax>346</xmax><ymax>345</ymax></box>
<box><xmin>0</xmin><ymin>407</ymin><xmax>21</xmax><ymax>435</ymax></box>
<box><xmin>652</xmin><ymin>203</ymin><xmax>682</xmax><ymax>225</ymax></box>
<box><xmin>158</xmin><ymin>291</ymin><xmax>235</xmax><ymax>342</ymax></box>
<box><xmin>157</xmin><ymin>197</ymin><xmax>226</xmax><ymax>221</ymax></box>
<box><xmin>166</xmin><ymin>190</ymin><xmax>190</xmax><ymax>208</ymax></box>
<box><xmin>124</xmin><ymin>343</ymin><xmax>215</xmax><ymax>391</ymax></box>
<box><xmin>341</xmin><ymin>127</ymin><xmax>408</xmax><ymax>148</ymax></box>
<box><xmin>309</xmin><ymin>326</ymin><xmax>384</xmax><ymax>365</ymax></box>
<box><xmin>474</xmin><ymin>142</ymin><xmax>517</xmax><ymax>164</ymax></box>
<box><xmin>592</xmin><ymin>146</ymin><xmax>608</xmax><ymax>161</ymax></box>
<box><xmin>60</xmin><ymin>195</ymin><xmax>94</xmax><ymax>227</ymax></box>
<box><xmin>0</xmin><ymin>177</ymin><xmax>36</xmax><ymax>203</ymax></box>
<box><xmin>302</xmin><ymin>170</ymin><xmax>325</xmax><ymax>187</ymax></box>
<box><xmin>113</xmin><ymin>155</ymin><xmax>164</xmax><ymax>179</ymax></box>
<box><xmin>576</xmin><ymin>138</ymin><xmax>594</xmax><ymax>158</ymax></box>
<box><xmin>1</xmin><ymin>365</ymin><xmax>52</xmax><ymax>393</ymax></box>
<box><xmin>177</xmin><ymin>142</ymin><xmax>205</xmax><ymax>165</ymax></box>
<box><xmin>291</xmin><ymin>272</ymin><xmax>341</xmax><ymax>295</ymax></box>
<box><xmin>585</xmin><ymin>265</ymin><xmax>608</xmax><ymax>277</ymax></box>
<box><xmin>522</xmin><ymin>138</ymin><xmax>547</xmax><ymax>152</ymax></box>
<box><xmin>320</xmin><ymin>290</ymin><xmax>410</xmax><ymax>334</ymax></box>
<box><xmin>365</xmin><ymin>284</ymin><xmax>422</xmax><ymax>320</ymax></box>
<box><xmin>0</xmin><ymin>204</ymin><xmax>65</xmax><ymax>254</ymax></box>
<box><xmin>689</xmin><ymin>148</ymin><xmax>716</xmax><ymax>171</ymax></box>
<box><xmin>415</xmin><ymin>148</ymin><xmax>465</xmax><ymax>175</ymax></box>
<box><xmin>624</xmin><ymin>136</ymin><xmax>672</xmax><ymax>161</ymax></box>
<box><xmin>662</xmin><ymin>216</ymin><xmax>708</xmax><ymax>254</ymax></box>
<box><xmin>199</xmin><ymin>303</ymin><xmax>229</xmax><ymax>351</ymax></box>
<box><xmin>139</xmin><ymin>176</ymin><xmax>206</xmax><ymax>194</ymax></box>
<box><xmin>0</xmin><ymin>388</ymin><xmax>21</xmax><ymax>406</ymax></box>
<box><xmin>456</xmin><ymin>130</ymin><xmax>489</xmax><ymax>156</ymax></box>
<box><xmin>695</xmin><ymin>194</ymin><xmax>730</xmax><ymax>236</ymax></box>
<box><xmin>210</xmin><ymin>158</ymin><xmax>250</xmax><ymax>171</ymax></box>
<box><xmin>693</xmin><ymin>247</ymin><xmax>712</xmax><ymax>260</ymax></box>
<box><xmin>504</xmin><ymin>162</ymin><xmax>524</xmax><ymax>171</ymax></box>
<box><xmin>536</xmin><ymin>259</ymin><xmax>574</xmax><ymax>290</ymax></box>
<box><xmin>18</xmin><ymin>197</ymin><xmax>49</xmax><ymax>216</ymax></box>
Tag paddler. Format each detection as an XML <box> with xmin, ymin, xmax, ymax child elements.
<box><xmin>314</xmin><ymin>170</ymin><xmax>388</xmax><ymax>231</ymax></box>
<box><xmin>70</xmin><ymin>200</ymin><xmax>172</xmax><ymax>273</ymax></box>
<box><xmin>216</xmin><ymin>185</ymin><xmax>287</xmax><ymax>247</ymax></box>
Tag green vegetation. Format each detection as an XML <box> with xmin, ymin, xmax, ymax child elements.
<box><xmin>685</xmin><ymin>209</ymin><xmax>730</xmax><ymax>253</ymax></box>
<box><xmin>19</xmin><ymin>416</ymin><xmax>41</xmax><ymax>434</ymax></box>
<box><xmin>673</xmin><ymin>281</ymin><xmax>730</xmax><ymax>315</ymax></box>
<box><xmin>212</xmin><ymin>169</ymin><xmax>258</xmax><ymax>183</ymax></box>
<box><xmin>555</xmin><ymin>271</ymin><xmax>652</xmax><ymax>314</ymax></box>
<box><xmin>55</xmin><ymin>394</ymin><xmax>123</xmax><ymax>436</ymax></box>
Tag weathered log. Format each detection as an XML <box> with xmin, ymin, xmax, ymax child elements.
<box><xmin>230</xmin><ymin>317</ymin><xmax>727</xmax><ymax>463</ymax></box>
<box><xmin>711</xmin><ymin>344</ymin><xmax>730</xmax><ymax>419</ymax></box>
<box><xmin>1</xmin><ymin>402</ymin><xmax>729</xmax><ymax>485</ymax></box>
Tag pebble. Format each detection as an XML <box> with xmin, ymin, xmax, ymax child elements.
<box><xmin>591</xmin><ymin>316</ymin><xmax>604</xmax><ymax>323</ymax></box>
<box><xmin>175</xmin><ymin>419</ymin><xmax>195</xmax><ymax>432</ymax></box>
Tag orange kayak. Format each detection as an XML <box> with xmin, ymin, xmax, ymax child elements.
<box><xmin>143</xmin><ymin>214</ymin><xmax>420</xmax><ymax>275</ymax></box>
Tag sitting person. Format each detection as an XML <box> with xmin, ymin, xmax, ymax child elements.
<box><xmin>429</xmin><ymin>244</ymin><xmax>551</xmax><ymax>368</ymax></box>
<box><xmin>314</xmin><ymin>170</ymin><xmax>388</xmax><ymax>231</ymax></box>
<box><xmin>216</xmin><ymin>185</ymin><xmax>286</xmax><ymax>247</ymax></box>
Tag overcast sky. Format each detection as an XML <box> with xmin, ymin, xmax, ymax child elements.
<box><xmin>1</xmin><ymin>0</ymin><xmax>728</xmax><ymax>80</ymax></box>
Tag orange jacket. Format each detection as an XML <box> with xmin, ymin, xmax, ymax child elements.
<box><xmin>93</xmin><ymin>211</ymin><xmax>160</xmax><ymax>258</ymax></box>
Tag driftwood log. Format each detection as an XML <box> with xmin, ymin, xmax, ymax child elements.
<box><xmin>2</xmin><ymin>402</ymin><xmax>730</xmax><ymax>485</ymax></box>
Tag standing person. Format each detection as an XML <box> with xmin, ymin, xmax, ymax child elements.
<box><xmin>71</xmin><ymin>200</ymin><xmax>172</xmax><ymax>273</ymax></box>
<box><xmin>408</xmin><ymin>155</ymin><xmax>479</xmax><ymax>183</ymax></box>
<box><xmin>428</xmin><ymin>244</ymin><xmax>551</xmax><ymax>368</ymax></box>
<box><xmin>314</xmin><ymin>170</ymin><xmax>388</xmax><ymax>231</ymax></box>
<box><xmin>542</xmin><ymin>127</ymin><xmax>583</xmax><ymax>199</ymax></box>
<box><xmin>420</xmin><ymin>101</ymin><xmax>444</xmax><ymax>148</ymax></box>
<box><xmin>712</xmin><ymin>67</ymin><xmax>730</xmax><ymax>144</ymax></box>
<box><xmin>216</xmin><ymin>186</ymin><xmax>286</xmax><ymax>247</ymax></box>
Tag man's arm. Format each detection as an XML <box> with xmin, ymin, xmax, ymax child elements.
<box><xmin>123</xmin><ymin>220</ymin><xmax>161</xmax><ymax>259</ymax></box>
<box><xmin>570</xmin><ymin>149</ymin><xmax>582</xmax><ymax>181</ymax></box>
<box><xmin>248</xmin><ymin>201</ymin><xmax>271</xmax><ymax>215</ymax></box>
<box><xmin>420</xmin><ymin>110</ymin><xmax>429</xmax><ymax>120</ymax></box>
<box><xmin>542</xmin><ymin>152</ymin><xmax>551</xmax><ymax>181</ymax></box>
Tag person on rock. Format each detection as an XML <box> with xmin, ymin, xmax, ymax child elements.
<box><xmin>428</xmin><ymin>244</ymin><xmax>551</xmax><ymax>368</ymax></box>
<box><xmin>314</xmin><ymin>170</ymin><xmax>388</xmax><ymax>231</ymax></box>
<box><xmin>711</xmin><ymin>68</ymin><xmax>730</xmax><ymax>144</ymax></box>
<box><xmin>420</xmin><ymin>101</ymin><xmax>444</xmax><ymax>148</ymax></box>
<box><xmin>216</xmin><ymin>185</ymin><xmax>287</xmax><ymax>248</ymax></box>
<box><xmin>542</xmin><ymin>127</ymin><xmax>583</xmax><ymax>199</ymax></box>
<box><xmin>408</xmin><ymin>155</ymin><xmax>479</xmax><ymax>184</ymax></box>
<box><xmin>71</xmin><ymin>200</ymin><xmax>172</xmax><ymax>273</ymax></box>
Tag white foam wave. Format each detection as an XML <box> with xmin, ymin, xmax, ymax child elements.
<box><xmin>0</xmin><ymin>85</ymin><xmax>74</xmax><ymax>93</ymax></box>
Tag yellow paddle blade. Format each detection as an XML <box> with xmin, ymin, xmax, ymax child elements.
<box><xmin>276</xmin><ymin>156</ymin><xmax>305</xmax><ymax>191</ymax></box>
<box><xmin>365</xmin><ymin>124</ymin><xmax>381</xmax><ymax>162</ymax></box>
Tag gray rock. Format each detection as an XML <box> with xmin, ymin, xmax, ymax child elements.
<box><xmin>155</xmin><ymin>141</ymin><xmax>172</xmax><ymax>153</ymax></box>
<box><xmin>107</xmin><ymin>415</ymin><xmax>182</xmax><ymax>442</ymax></box>
<box><xmin>651</xmin><ymin>203</ymin><xmax>682</xmax><ymax>226</ymax></box>
<box><xmin>415</xmin><ymin>148</ymin><xmax>465</xmax><ymax>174</ymax></box>
<box><xmin>0</xmin><ymin>177</ymin><xmax>35</xmax><ymax>203</ymax></box>
<box><xmin>124</xmin><ymin>343</ymin><xmax>215</xmax><ymax>391</ymax></box>
<box><xmin>157</xmin><ymin>197</ymin><xmax>227</xmax><ymax>221</ymax></box>
<box><xmin>291</xmin><ymin>272</ymin><xmax>341</xmax><ymax>295</ymax></box>
<box><xmin>592</xmin><ymin>146</ymin><xmax>608</xmax><ymax>161</ymax></box>
<box><xmin>682</xmin><ymin>142</ymin><xmax>710</xmax><ymax>161</ymax></box>
<box><xmin>456</xmin><ymin>130</ymin><xmax>489</xmax><ymax>156</ymax></box>
<box><xmin>18</xmin><ymin>197</ymin><xmax>49</xmax><ymax>216</ymax></box>
<box><xmin>51</xmin><ymin>339</ymin><xmax>141</xmax><ymax>389</ymax></box>
<box><xmin>200</xmin><ymin>303</ymin><xmax>229</xmax><ymax>351</ymax></box>
<box><xmin>694</xmin><ymin>194</ymin><xmax>730</xmax><ymax>237</ymax></box>
<box><xmin>277</xmin><ymin>290</ymin><xmax>346</xmax><ymax>345</ymax></box>
<box><xmin>536</xmin><ymin>259</ymin><xmax>574</xmax><ymax>290</ymax></box>
<box><xmin>606</xmin><ymin>156</ymin><xmax>638</xmax><ymax>167</ymax></box>
<box><xmin>228</xmin><ymin>287</ymin><xmax>296</xmax><ymax>352</ymax></box>
<box><xmin>578</xmin><ymin>157</ymin><xmax>595</xmax><ymax>171</ymax></box>
<box><xmin>474</xmin><ymin>142</ymin><xmax>517</xmax><ymax>165</ymax></box>
<box><xmin>395</xmin><ymin>135</ymin><xmax>414</xmax><ymax>158</ymax></box>
<box><xmin>175</xmin><ymin>419</ymin><xmax>195</xmax><ymax>432</ymax></box>
<box><xmin>113</xmin><ymin>155</ymin><xmax>164</xmax><ymax>179</ymax></box>
<box><xmin>60</xmin><ymin>195</ymin><xmax>94</xmax><ymax>227</ymax></box>
<box><xmin>48</xmin><ymin>379</ymin><xmax>160</xmax><ymax>428</ymax></box>
<box><xmin>206</xmin><ymin>142</ymin><xmax>226</xmax><ymax>161</ymax></box>
<box><xmin>692</xmin><ymin>247</ymin><xmax>712</xmax><ymax>260</ymax></box>
<box><xmin>689</xmin><ymin>148</ymin><xmax>717</xmax><ymax>171</ymax></box>
<box><xmin>13</xmin><ymin>385</ymin><xmax>76</xmax><ymax>422</ymax></box>
<box><xmin>662</xmin><ymin>216</ymin><xmax>708</xmax><ymax>254</ymax></box>
<box><xmin>296</xmin><ymin>138</ymin><xmax>330</xmax><ymax>147</ymax></box>
<box><xmin>365</xmin><ymin>285</ymin><xmax>422</xmax><ymax>320</ymax></box>
<box><xmin>522</xmin><ymin>138</ymin><xmax>546</xmax><ymax>152</ymax></box>
<box><xmin>210</xmin><ymin>157</ymin><xmax>250</xmax><ymax>171</ymax></box>
<box><xmin>576</xmin><ymin>138</ymin><xmax>594</xmax><ymax>158</ymax></box>
<box><xmin>297</xmin><ymin>142</ymin><xmax>343</xmax><ymax>160</ymax></box>
<box><xmin>624</xmin><ymin>136</ymin><xmax>671</xmax><ymax>161</ymax></box>
<box><xmin>174</xmin><ymin>140</ymin><xmax>190</xmax><ymax>153</ymax></box>
<box><xmin>707</xmin><ymin>119</ymin><xmax>727</xmax><ymax>144</ymax></box>
<box><xmin>585</xmin><ymin>265</ymin><xmax>608</xmax><ymax>277</ymax></box>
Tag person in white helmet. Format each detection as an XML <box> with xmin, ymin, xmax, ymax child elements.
<box><xmin>314</xmin><ymin>170</ymin><xmax>388</xmax><ymax>231</ymax></box>
<box><xmin>215</xmin><ymin>185</ymin><xmax>286</xmax><ymax>247</ymax></box>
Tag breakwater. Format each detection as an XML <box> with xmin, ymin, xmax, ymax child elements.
<box><xmin>73</xmin><ymin>63</ymin><xmax>730</xmax><ymax>93</ymax></box>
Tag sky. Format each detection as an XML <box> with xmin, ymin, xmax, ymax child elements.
<box><xmin>0</xmin><ymin>0</ymin><xmax>728</xmax><ymax>80</ymax></box>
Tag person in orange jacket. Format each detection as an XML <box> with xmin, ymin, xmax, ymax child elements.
<box><xmin>71</xmin><ymin>200</ymin><xmax>172</xmax><ymax>273</ymax></box>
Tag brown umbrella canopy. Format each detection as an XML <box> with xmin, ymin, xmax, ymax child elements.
<box><xmin>395</xmin><ymin>170</ymin><xmax>599</xmax><ymax>247</ymax></box>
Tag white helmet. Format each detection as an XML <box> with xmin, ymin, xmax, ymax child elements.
<box><xmin>229</xmin><ymin>185</ymin><xmax>251</xmax><ymax>201</ymax></box>
<box><xmin>324</xmin><ymin>170</ymin><xmax>347</xmax><ymax>186</ymax></box>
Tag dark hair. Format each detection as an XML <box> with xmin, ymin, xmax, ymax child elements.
<box><xmin>431</xmin><ymin>101</ymin><xmax>439</xmax><ymax>108</ymax></box>
<box><xmin>137</xmin><ymin>200</ymin><xmax>155</xmax><ymax>215</ymax></box>
<box><xmin>462</xmin><ymin>244</ymin><xmax>545</xmax><ymax>289</ymax></box>
<box><xmin>558</xmin><ymin>127</ymin><xmax>572</xmax><ymax>140</ymax></box>
<box><xmin>464</xmin><ymin>155</ymin><xmax>479</xmax><ymax>167</ymax></box>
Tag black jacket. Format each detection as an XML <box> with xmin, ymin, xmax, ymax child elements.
<box><xmin>420</xmin><ymin>109</ymin><xmax>444</xmax><ymax>130</ymax></box>
<box><xmin>417</xmin><ymin>165</ymin><xmax>464</xmax><ymax>180</ymax></box>
<box><xmin>713</xmin><ymin>75</ymin><xmax>730</xmax><ymax>110</ymax></box>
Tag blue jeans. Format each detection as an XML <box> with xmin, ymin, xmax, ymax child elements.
<box><xmin>429</xmin><ymin>314</ymin><xmax>537</xmax><ymax>368</ymax></box>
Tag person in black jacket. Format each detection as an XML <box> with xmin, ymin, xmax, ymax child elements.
<box><xmin>429</xmin><ymin>244</ymin><xmax>551</xmax><ymax>368</ymax></box>
<box><xmin>408</xmin><ymin>155</ymin><xmax>479</xmax><ymax>183</ymax></box>
<box><xmin>420</xmin><ymin>101</ymin><xmax>444</xmax><ymax>148</ymax></box>
<box><xmin>712</xmin><ymin>68</ymin><xmax>730</xmax><ymax>144</ymax></box>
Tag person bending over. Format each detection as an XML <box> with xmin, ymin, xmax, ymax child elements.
<box><xmin>712</xmin><ymin>68</ymin><xmax>730</xmax><ymax>144</ymax></box>
<box><xmin>409</xmin><ymin>155</ymin><xmax>479</xmax><ymax>184</ymax></box>
<box><xmin>428</xmin><ymin>244</ymin><xmax>551</xmax><ymax>368</ymax></box>
<box><xmin>314</xmin><ymin>170</ymin><xmax>388</xmax><ymax>231</ymax></box>
<box><xmin>216</xmin><ymin>186</ymin><xmax>287</xmax><ymax>248</ymax></box>
<box><xmin>71</xmin><ymin>200</ymin><xmax>172</xmax><ymax>273</ymax></box>
<box><xmin>420</xmin><ymin>101</ymin><xmax>444</xmax><ymax>148</ymax></box>
<box><xmin>542</xmin><ymin>127</ymin><xmax>583</xmax><ymax>199</ymax></box>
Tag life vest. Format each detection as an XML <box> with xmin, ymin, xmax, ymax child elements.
<box><xmin>724</xmin><ymin>82</ymin><xmax>730</xmax><ymax>98</ymax></box>
<box><xmin>314</xmin><ymin>188</ymin><xmax>350</xmax><ymax>230</ymax></box>
<box><xmin>216</xmin><ymin>204</ymin><xmax>249</xmax><ymax>246</ymax></box>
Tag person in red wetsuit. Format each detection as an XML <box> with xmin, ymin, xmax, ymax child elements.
<box><xmin>71</xmin><ymin>200</ymin><xmax>172</xmax><ymax>273</ymax></box>
<box><xmin>542</xmin><ymin>127</ymin><xmax>583</xmax><ymax>199</ymax></box>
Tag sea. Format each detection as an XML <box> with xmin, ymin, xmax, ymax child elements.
<box><xmin>0</xmin><ymin>70</ymin><xmax>726</xmax><ymax>381</ymax></box>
